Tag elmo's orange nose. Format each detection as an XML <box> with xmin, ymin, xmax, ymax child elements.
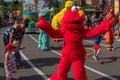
<box><xmin>78</xmin><ymin>10</ymin><xmax>85</xmax><ymax>17</ymax></box>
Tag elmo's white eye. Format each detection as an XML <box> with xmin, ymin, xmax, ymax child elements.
<box><xmin>71</xmin><ymin>6</ymin><xmax>78</xmax><ymax>11</ymax></box>
<box><xmin>71</xmin><ymin>6</ymin><xmax>82</xmax><ymax>11</ymax></box>
<box><xmin>77</xmin><ymin>6</ymin><xmax>82</xmax><ymax>10</ymax></box>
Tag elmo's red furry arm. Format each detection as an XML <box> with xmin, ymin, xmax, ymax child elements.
<box><xmin>36</xmin><ymin>16</ymin><xmax>63</xmax><ymax>38</ymax></box>
<box><xmin>83</xmin><ymin>19</ymin><xmax>114</xmax><ymax>38</ymax></box>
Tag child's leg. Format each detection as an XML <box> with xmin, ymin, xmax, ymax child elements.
<box><xmin>6</xmin><ymin>71</ymin><xmax>11</xmax><ymax>80</ymax></box>
<box><xmin>93</xmin><ymin>44</ymin><xmax>100</xmax><ymax>60</ymax></box>
<box><xmin>95</xmin><ymin>49</ymin><xmax>101</xmax><ymax>60</ymax></box>
<box><xmin>14</xmin><ymin>49</ymin><xmax>22</xmax><ymax>69</ymax></box>
<box><xmin>96</xmin><ymin>49</ymin><xmax>101</xmax><ymax>55</ymax></box>
<box><xmin>14</xmin><ymin>49</ymin><xmax>21</xmax><ymax>64</ymax></box>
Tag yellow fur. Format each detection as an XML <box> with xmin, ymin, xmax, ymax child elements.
<box><xmin>52</xmin><ymin>0</ymin><xmax>74</xmax><ymax>30</ymax></box>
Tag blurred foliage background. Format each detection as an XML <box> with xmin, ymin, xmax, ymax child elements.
<box><xmin>0</xmin><ymin>0</ymin><xmax>22</xmax><ymax>15</ymax></box>
<box><xmin>0</xmin><ymin>0</ymin><xmax>79</xmax><ymax>16</ymax></box>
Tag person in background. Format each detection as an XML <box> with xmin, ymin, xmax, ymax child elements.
<box><xmin>105</xmin><ymin>8</ymin><xmax>119</xmax><ymax>51</ymax></box>
<box><xmin>3</xmin><ymin>17</ymin><xmax>29</xmax><ymax>69</ymax></box>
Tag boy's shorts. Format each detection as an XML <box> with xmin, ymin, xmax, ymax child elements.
<box><xmin>94</xmin><ymin>43</ymin><xmax>100</xmax><ymax>51</ymax></box>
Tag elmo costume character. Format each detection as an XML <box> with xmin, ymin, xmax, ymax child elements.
<box><xmin>36</xmin><ymin>6</ymin><xmax>114</xmax><ymax>80</ymax></box>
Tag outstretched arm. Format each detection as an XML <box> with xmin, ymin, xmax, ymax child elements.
<box><xmin>36</xmin><ymin>16</ymin><xmax>63</xmax><ymax>38</ymax></box>
<box><xmin>83</xmin><ymin>19</ymin><xmax>114</xmax><ymax>38</ymax></box>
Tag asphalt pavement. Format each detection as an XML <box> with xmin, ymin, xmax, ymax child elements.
<box><xmin>0</xmin><ymin>26</ymin><xmax>120</xmax><ymax>80</ymax></box>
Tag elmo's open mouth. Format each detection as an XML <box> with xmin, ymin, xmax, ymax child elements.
<box><xmin>72</xmin><ymin>21</ymin><xmax>82</xmax><ymax>24</ymax></box>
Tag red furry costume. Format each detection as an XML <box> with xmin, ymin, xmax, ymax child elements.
<box><xmin>105</xmin><ymin>8</ymin><xmax>119</xmax><ymax>50</ymax></box>
<box><xmin>36</xmin><ymin>9</ymin><xmax>114</xmax><ymax>80</ymax></box>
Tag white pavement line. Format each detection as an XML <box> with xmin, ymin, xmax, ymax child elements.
<box><xmin>29</xmin><ymin>35</ymin><xmax>39</xmax><ymax>43</ymax></box>
<box><xmin>29</xmin><ymin>35</ymin><xmax>61</xmax><ymax>56</ymax></box>
<box><xmin>51</xmin><ymin>50</ymin><xmax>61</xmax><ymax>56</ymax></box>
<box><xmin>20</xmin><ymin>51</ymin><xmax>50</xmax><ymax>80</ymax></box>
<box><xmin>85</xmin><ymin>66</ymin><xmax>118</xmax><ymax>80</ymax></box>
<box><xmin>29</xmin><ymin>34</ymin><xmax>118</xmax><ymax>80</ymax></box>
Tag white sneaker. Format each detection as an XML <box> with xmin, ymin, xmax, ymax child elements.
<box><xmin>92</xmin><ymin>55</ymin><xmax>98</xmax><ymax>61</ymax></box>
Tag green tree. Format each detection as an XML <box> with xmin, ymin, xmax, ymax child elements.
<box><xmin>0</xmin><ymin>0</ymin><xmax>23</xmax><ymax>14</ymax></box>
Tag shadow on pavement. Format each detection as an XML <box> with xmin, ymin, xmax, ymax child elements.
<box><xmin>0</xmin><ymin>62</ymin><xmax>4</xmax><ymax>68</ymax></box>
<box><xmin>18</xmin><ymin>75</ymin><xmax>74</xmax><ymax>80</ymax></box>
<box><xmin>0</xmin><ymin>75</ymin><xmax>47</xmax><ymax>80</ymax></box>
<box><xmin>18</xmin><ymin>75</ymin><xmax>44</xmax><ymax>80</ymax></box>
<box><xmin>96</xmin><ymin>75</ymin><xmax>120</xmax><ymax>80</ymax></box>
<box><xmin>84</xmin><ymin>44</ymin><xmax>94</xmax><ymax>48</ymax></box>
<box><xmin>51</xmin><ymin>46</ymin><xmax>62</xmax><ymax>50</ymax></box>
<box><xmin>21</xmin><ymin>57</ymin><xmax>60</xmax><ymax>69</ymax></box>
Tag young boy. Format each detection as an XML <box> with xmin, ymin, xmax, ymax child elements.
<box><xmin>93</xmin><ymin>36</ymin><xmax>102</xmax><ymax>60</ymax></box>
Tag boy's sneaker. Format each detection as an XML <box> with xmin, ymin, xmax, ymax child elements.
<box><xmin>93</xmin><ymin>55</ymin><xmax>98</xmax><ymax>61</ymax></box>
<box><xmin>95</xmin><ymin>54</ymin><xmax>98</xmax><ymax>57</ymax></box>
